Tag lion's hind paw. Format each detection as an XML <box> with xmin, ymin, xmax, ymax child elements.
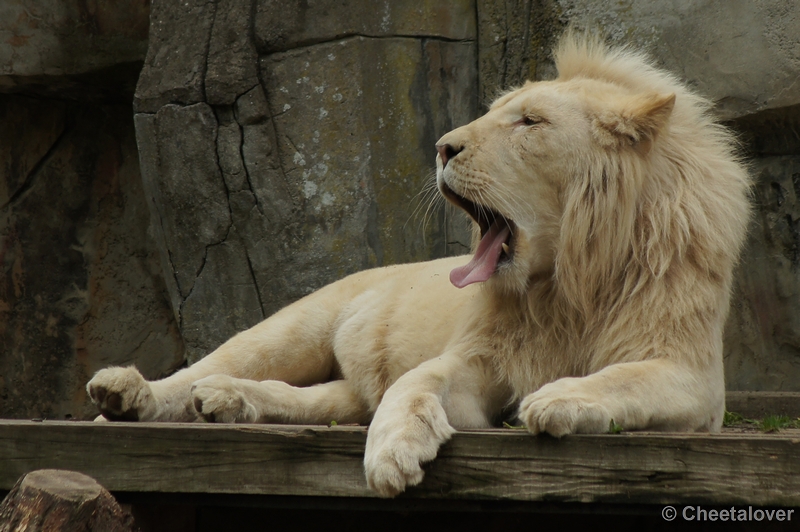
<box><xmin>86</xmin><ymin>366</ymin><xmax>155</xmax><ymax>421</ymax></box>
<box><xmin>191</xmin><ymin>375</ymin><xmax>258</xmax><ymax>423</ymax></box>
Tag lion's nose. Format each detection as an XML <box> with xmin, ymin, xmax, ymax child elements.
<box><xmin>436</xmin><ymin>143</ymin><xmax>463</xmax><ymax>169</ymax></box>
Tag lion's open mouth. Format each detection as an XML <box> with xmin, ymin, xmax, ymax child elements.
<box><xmin>439</xmin><ymin>181</ymin><xmax>515</xmax><ymax>288</ymax></box>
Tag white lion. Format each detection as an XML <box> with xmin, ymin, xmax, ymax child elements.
<box><xmin>87</xmin><ymin>34</ymin><xmax>751</xmax><ymax>497</ymax></box>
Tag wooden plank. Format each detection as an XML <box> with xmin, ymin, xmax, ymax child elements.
<box><xmin>0</xmin><ymin>422</ymin><xmax>372</xmax><ymax>499</ymax></box>
<box><xmin>726</xmin><ymin>391</ymin><xmax>800</xmax><ymax>419</ymax></box>
<box><xmin>431</xmin><ymin>429</ymin><xmax>800</xmax><ymax>506</ymax></box>
<box><xmin>0</xmin><ymin>421</ymin><xmax>798</xmax><ymax>506</ymax></box>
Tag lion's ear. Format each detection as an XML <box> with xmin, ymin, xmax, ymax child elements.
<box><xmin>593</xmin><ymin>92</ymin><xmax>675</xmax><ymax>153</ymax></box>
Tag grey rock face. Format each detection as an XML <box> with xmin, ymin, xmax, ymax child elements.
<box><xmin>552</xmin><ymin>0</ymin><xmax>800</xmax><ymax>120</ymax></box>
<box><xmin>476</xmin><ymin>0</ymin><xmax>565</xmax><ymax>107</ymax></box>
<box><xmin>206</xmin><ymin>0</ymin><xmax>259</xmax><ymax>105</ymax></box>
<box><xmin>134</xmin><ymin>0</ymin><xmax>214</xmax><ymax>112</ymax></box>
<box><xmin>724</xmin><ymin>151</ymin><xmax>800</xmax><ymax>390</ymax></box>
<box><xmin>134</xmin><ymin>1</ymin><xmax>477</xmax><ymax>362</ymax></box>
<box><xmin>478</xmin><ymin>0</ymin><xmax>800</xmax><ymax>119</ymax></box>
<box><xmin>723</xmin><ymin>106</ymin><xmax>800</xmax><ymax>390</ymax></box>
<box><xmin>0</xmin><ymin>0</ymin><xmax>186</xmax><ymax>419</ymax></box>
<box><xmin>254</xmin><ymin>0</ymin><xmax>476</xmax><ymax>53</ymax></box>
<box><xmin>135</xmin><ymin>104</ymin><xmax>266</xmax><ymax>363</ymax></box>
<box><xmin>0</xmin><ymin>96</ymin><xmax>184</xmax><ymax>419</ymax></box>
<box><xmin>138</xmin><ymin>104</ymin><xmax>232</xmax><ymax>307</ymax></box>
<box><xmin>0</xmin><ymin>0</ymin><xmax>149</xmax><ymax>101</ymax></box>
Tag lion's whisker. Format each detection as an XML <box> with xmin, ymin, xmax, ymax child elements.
<box><xmin>405</xmin><ymin>173</ymin><xmax>442</xmax><ymax>241</ymax></box>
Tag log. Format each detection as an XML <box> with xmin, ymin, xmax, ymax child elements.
<box><xmin>0</xmin><ymin>469</ymin><xmax>134</xmax><ymax>532</ymax></box>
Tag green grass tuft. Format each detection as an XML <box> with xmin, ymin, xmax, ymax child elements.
<box><xmin>723</xmin><ymin>411</ymin><xmax>748</xmax><ymax>426</ymax></box>
<box><xmin>758</xmin><ymin>415</ymin><xmax>793</xmax><ymax>433</ymax></box>
<box><xmin>724</xmin><ymin>411</ymin><xmax>800</xmax><ymax>432</ymax></box>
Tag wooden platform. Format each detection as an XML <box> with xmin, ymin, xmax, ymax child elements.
<box><xmin>1</xmin><ymin>391</ymin><xmax>799</xmax><ymax>509</ymax></box>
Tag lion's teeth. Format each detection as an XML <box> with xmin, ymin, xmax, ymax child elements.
<box><xmin>501</xmin><ymin>243</ymin><xmax>510</xmax><ymax>254</ymax></box>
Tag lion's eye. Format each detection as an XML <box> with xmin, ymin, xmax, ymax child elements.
<box><xmin>522</xmin><ymin>115</ymin><xmax>543</xmax><ymax>127</ymax></box>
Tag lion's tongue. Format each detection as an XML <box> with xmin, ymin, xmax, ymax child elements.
<box><xmin>450</xmin><ymin>222</ymin><xmax>510</xmax><ymax>288</ymax></box>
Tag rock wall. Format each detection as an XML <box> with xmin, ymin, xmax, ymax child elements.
<box><xmin>134</xmin><ymin>0</ymin><xmax>477</xmax><ymax>362</ymax></box>
<box><xmin>0</xmin><ymin>1</ymin><xmax>184</xmax><ymax>420</ymax></box>
<box><xmin>0</xmin><ymin>0</ymin><xmax>149</xmax><ymax>101</ymax></box>
<box><xmin>0</xmin><ymin>96</ymin><xmax>186</xmax><ymax>420</ymax></box>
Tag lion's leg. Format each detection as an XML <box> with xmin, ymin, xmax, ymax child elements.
<box><xmin>189</xmin><ymin>377</ymin><xmax>370</xmax><ymax>424</ymax></box>
<box><xmin>363</xmin><ymin>353</ymin><xmax>507</xmax><ymax>497</ymax></box>
<box><xmin>518</xmin><ymin>357</ymin><xmax>724</xmax><ymax>437</ymax></box>
<box><xmin>87</xmin><ymin>285</ymin><xmax>351</xmax><ymax>422</ymax></box>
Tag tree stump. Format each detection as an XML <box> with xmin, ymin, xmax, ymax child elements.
<box><xmin>0</xmin><ymin>469</ymin><xmax>134</xmax><ymax>532</ymax></box>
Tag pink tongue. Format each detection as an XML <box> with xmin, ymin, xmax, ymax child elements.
<box><xmin>450</xmin><ymin>222</ymin><xmax>510</xmax><ymax>288</ymax></box>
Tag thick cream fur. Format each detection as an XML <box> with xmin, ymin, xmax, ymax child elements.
<box><xmin>87</xmin><ymin>34</ymin><xmax>751</xmax><ymax>497</ymax></box>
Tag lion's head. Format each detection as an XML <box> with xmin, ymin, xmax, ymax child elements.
<box><xmin>436</xmin><ymin>34</ymin><xmax>750</xmax><ymax>326</ymax></box>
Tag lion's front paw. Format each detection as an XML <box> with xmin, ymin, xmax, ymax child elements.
<box><xmin>191</xmin><ymin>375</ymin><xmax>258</xmax><ymax>423</ymax></box>
<box><xmin>364</xmin><ymin>394</ymin><xmax>455</xmax><ymax>498</ymax></box>
<box><xmin>518</xmin><ymin>379</ymin><xmax>613</xmax><ymax>437</ymax></box>
<box><xmin>87</xmin><ymin>366</ymin><xmax>156</xmax><ymax>421</ymax></box>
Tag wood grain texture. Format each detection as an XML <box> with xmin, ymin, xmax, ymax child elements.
<box><xmin>1</xmin><ymin>420</ymin><xmax>798</xmax><ymax>506</ymax></box>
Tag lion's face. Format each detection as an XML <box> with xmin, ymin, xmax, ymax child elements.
<box><xmin>436</xmin><ymin>77</ymin><xmax>675</xmax><ymax>294</ymax></box>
